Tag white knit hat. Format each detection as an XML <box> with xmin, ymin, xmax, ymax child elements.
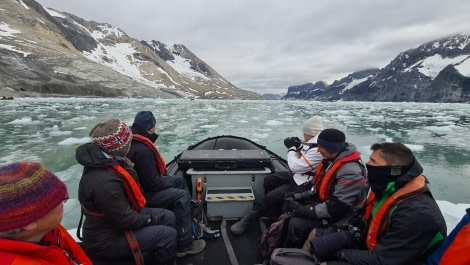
<box><xmin>302</xmin><ymin>116</ymin><xmax>323</xmax><ymax>136</ymax></box>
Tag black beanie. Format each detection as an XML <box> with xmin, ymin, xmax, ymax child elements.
<box><xmin>317</xmin><ymin>128</ymin><xmax>346</xmax><ymax>154</ymax></box>
<box><xmin>133</xmin><ymin>111</ymin><xmax>156</xmax><ymax>130</ymax></box>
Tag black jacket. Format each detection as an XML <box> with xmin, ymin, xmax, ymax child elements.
<box><xmin>76</xmin><ymin>143</ymin><xmax>150</xmax><ymax>254</ymax></box>
<box><xmin>126</xmin><ymin>126</ymin><xmax>172</xmax><ymax>192</ymax></box>
<box><xmin>330</xmin><ymin>160</ymin><xmax>447</xmax><ymax>265</ymax></box>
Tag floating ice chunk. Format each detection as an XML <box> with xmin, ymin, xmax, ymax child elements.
<box><xmin>58</xmin><ymin>137</ymin><xmax>91</xmax><ymax>146</ymax></box>
<box><xmin>265</xmin><ymin>120</ymin><xmax>284</xmax><ymax>126</ymax></box>
<box><xmin>200</xmin><ymin>125</ymin><xmax>218</xmax><ymax>129</ymax></box>
<box><xmin>404</xmin><ymin>144</ymin><xmax>424</xmax><ymax>151</ymax></box>
<box><xmin>423</xmin><ymin>126</ymin><xmax>453</xmax><ymax>133</ymax></box>
<box><xmin>252</xmin><ymin>133</ymin><xmax>269</xmax><ymax>138</ymax></box>
<box><xmin>436</xmin><ymin>200</ymin><xmax>470</xmax><ymax>233</ymax></box>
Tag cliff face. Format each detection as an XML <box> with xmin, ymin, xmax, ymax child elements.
<box><xmin>0</xmin><ymin>0</ymin><xmax>262</xmax><ymax>99</ymax></box>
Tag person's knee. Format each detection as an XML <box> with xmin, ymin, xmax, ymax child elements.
<box><xmin>172</xmin><ymin>176</ymin><xmax>189</xmax><ymax>190</ymax></box>
<box><xmin>156</xmin><ymin>209</ymin><xmax>176</xmax><ymax>227</ymax></box>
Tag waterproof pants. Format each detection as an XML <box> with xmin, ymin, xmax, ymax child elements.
<box><xmin>145</xmin><ymin>175</ymin><xmax>193</xmax><ymax>246</ymax></box>
<box><xmin>242</xmin><ymin>171</ymin><xmax>297</xmax><ymax>223</ymax></box>
<box><xmin>285</xmin><ymin>216</ymin><xmax>325</xmax><ymax>248</ymax></box>
<box><xmin>96</xmin><ymin>207</ymin><xmax>177</xmax><ymax>264</ymax></box>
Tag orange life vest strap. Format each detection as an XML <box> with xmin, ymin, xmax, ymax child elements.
<box><xmin>366</xmin><ymin>175</ymin><xmax>428</xmax><ymax>249</ymax></box>
<box><xmin>300</xmin><ymin>153</ymin><xmax>316</xmax><ymax>172</ymax></box>
<box><xmin>133</xmin><ymin>134</ymin><xmax>167</xmax><ymax>176</ymax></box>
<box><xmin>316</xmin><ymin>151</ymin><xmax>362</xmax><ymax>201</ymax></box>
<box><xmin>125</xmin><ymin>231</ymin><xmax>145</xmax><ymax>265</ymax></box>
<box><xmin>106</xmin><ymin>164</ymin><xmax>146</xmax><ymax>211</ymax></box>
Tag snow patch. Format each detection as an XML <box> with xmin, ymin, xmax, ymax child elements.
<box><xmin>44</xmin><ymin>7</ymin><xmax>66</xmax><ymax>18</ymax></box>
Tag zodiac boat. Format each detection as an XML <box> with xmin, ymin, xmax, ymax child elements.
<box><xmin>168</xmin><ymin>135</ymin><xmax>290</xmax><ymax>265</ymax></box>
<box><xmin>92</xmin><ymin>135</ymin><xmax>290</xmax><ymax>265</ymax></box>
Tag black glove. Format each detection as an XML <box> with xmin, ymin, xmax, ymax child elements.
<box><xmin>145</xmin><ymin>213</ymin><xmax>160</xmax><ymax>226</ymax></box>
<box><xmin>284</xmin><ymin>191</ymin><xmax>296</xmax><ymax>199</ymax></box>
<box><xmin>283</xmin><ymin>197</ymin><xmax>303</xmax><ymax>212</ymax></box>
<box><xmin>293</xmin><ymin>204</ymin><xmax>317</xmax><ymax>219</ymax></box>
<box><xmin>284</xmin><ymin>137</ymin><xmax>302</xmax><ymax>149</ymax></box>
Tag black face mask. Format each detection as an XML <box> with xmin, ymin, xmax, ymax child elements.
<box><xmin>148</xmin><ymin>133</ymin><xmax>159</xmax><ymax>143</ymax></box>
<box><xmin>366</xmin><ymin>164</ymin><xmax>408</xmax><ymax>197</ymax></box>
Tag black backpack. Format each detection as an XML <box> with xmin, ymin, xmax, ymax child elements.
<box><xmin>190</xmin><ymin>199</ymin><xmax>220</xmax><ymax>239</ymax></box>
<box><xmin>256</xmin><ymin>212</ymin><xmax>294</xmax><ymax>259</ymax></box>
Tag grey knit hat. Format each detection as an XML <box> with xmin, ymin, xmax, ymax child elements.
<box><xmin>90</xmin><ymin>119</ymin><xmax>133</xmax><ymax>157</ymax></box>
<box><xmin>302</xmin><ymin>116</ymin><xmax>323</xmax><ymax>136</ymax></box>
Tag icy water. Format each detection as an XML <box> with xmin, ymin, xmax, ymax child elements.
<box><xmin>1</xmin><ymin>98</ymin><xmax>469</xmax><ymax>230</ymax></box>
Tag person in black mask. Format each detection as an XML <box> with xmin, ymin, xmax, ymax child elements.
<box><xmin>319</xmin><ymin>142</ymin><xmax>447</xmax><ymax>265</ymax></box>
<box><xmin>127</xmin><ymin>111</ymin><xmax>206</xmax><ymax>258</ymax></box>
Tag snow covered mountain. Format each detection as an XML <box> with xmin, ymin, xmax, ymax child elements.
<box><xmin>0</xmin><ymin>0</ymin><xmax>262</xmax><ymax>99</ymax></box>
<box><xmin>284</xmin><ymin>35</ymin><xmax>470</xmax><ymax>102</ymax></box>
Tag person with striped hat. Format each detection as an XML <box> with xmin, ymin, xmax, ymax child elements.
<box><xmin>0</xmin><ymin>161</ymin><xmax>92</xmax><ymax>265</ymax></box>
<box><xmin>76</xmin><ymin>119</ymin><xmax>178</xmax><ymax>265</ymax></box>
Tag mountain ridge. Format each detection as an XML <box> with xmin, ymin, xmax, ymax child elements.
<box><xmin>0</xmin><ymin>0</ymin><xmax>262</xmax><ymax>99</ymax></box>
<box><xmin>283</xmin><ymin>34</ymin><xmax>470</xmax><ymax>102</ymax></box>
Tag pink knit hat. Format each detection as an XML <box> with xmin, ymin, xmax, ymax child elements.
<box><xmin>0</xmin><ymin>162</ymin><xmax>67</xmax><ymax>232</ymax></box>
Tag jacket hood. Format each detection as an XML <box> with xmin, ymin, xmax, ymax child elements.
<box><xmin>335</xmin><ymin>142</ymin><xmax>358</xmax><ymax>161</ymax></box>
<box><xmin>394</xmin><ymin>159</ymin><xmax>424</xmax><ymax>189</ymax></box>
<box><xmin>76</xmin><ymin>143</ymin><xmax>117</xmax><ymax>168</ymax></box>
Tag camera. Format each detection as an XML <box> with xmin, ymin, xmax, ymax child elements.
<box><xmin>310</xmin><ymin>217</ymin><xmax>367</xmax><ymax>258</ymax></box>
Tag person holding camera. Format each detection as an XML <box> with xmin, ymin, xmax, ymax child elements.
<box><xmin>230</xmin><ymin>115</ymin><xmax>324</xmax><ymax>235</ymax></box>
<box><xmin>311</xmin><ymin>142</ymin><xmax>447</xmax><ymax>265</ymax></box>
<box><xmin>283</xmin><ymin>128</ymin><xmax>368</xmax><ymax>248</ymax></box>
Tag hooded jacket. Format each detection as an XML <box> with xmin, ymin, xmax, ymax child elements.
<box><xmin>333</xmin><ymin>160</ymin><xmax>447</xmax><ymax>265</ymax></box>
<box><xmin>76</xmin><ymin>143</ymin><xmax>151</xmax><ymax>255</ymax></box>
<box><xmin>313</xmin><ymin>143</ymin><xmax>368</xmax><ymax>221</ymax></box>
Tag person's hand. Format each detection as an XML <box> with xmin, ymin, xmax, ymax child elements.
<box><xmin>293</xmin><ymin>204</ymin><xmax>317</xmax><ymax>219</ymax></box>
<box><xmin>283</xmin><ymin>197</ymin><xmax>303</xmax><ymax>212</ymax></box>
<box><xmin>284</xmin><ymin>137</ymin><xmax>302</xmax><ymax>149</ymax></box>
<box><xmin>145</xmin><ymin>214</ymin><xmax>160</xmax><ymax>226</ymax></box>
<box><xmin>284</xmin><ymin>191</ymin><xmax>296</xmax><ymax>199</ymax></box>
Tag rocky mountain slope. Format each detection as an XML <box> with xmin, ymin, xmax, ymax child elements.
<box><xmin>0</xmin><ymin>0</ymin><xmax>262</xmax><ymax>99</ymax></box>
<box><xmin>283</xmin><ymin>35</ymin><xmax>470</xmax><ymax>102</ymax></box>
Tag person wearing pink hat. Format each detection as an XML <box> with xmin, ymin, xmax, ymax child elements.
<box><xmin>0</xmin><ymin>162</ymin><xmax>92</xmax><ymax>265</ymax></box>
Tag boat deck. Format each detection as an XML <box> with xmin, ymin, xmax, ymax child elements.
<box><xmin>178</xmin><ymin>218</ymin><xmax>274</xmax><ymax>265</ymax></box>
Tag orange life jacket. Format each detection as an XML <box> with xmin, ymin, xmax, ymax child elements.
<box><xmin>365</xmin><ymin>175</ymin><xmax>428</xmax><ymax>249</ymax></box>
<box><xmin>314</xmin><ymin>151</ymin><xmax>362</xmax><ymax>201</ymax></box>
<box><xmin>438</xmin><ymin>217</ymin><xmax>470</xmax><ymax>264</ymax></box>
<box><xmin>105</xmin><ymin>164</ymin><xmax>146</xmax><ymax>211</ymax></box>
<box><xmin>132</xmin><ymin>134</ymin><xmax>167</xmax><ymax>176</ymax></box>
<box><xmin>0</xmin><ymin>225</ymin><xmax>92</xmax><ymax>265</ymax></box>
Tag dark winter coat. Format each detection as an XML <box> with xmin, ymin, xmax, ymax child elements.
<box><xmin>126</xmin><ymin>126</ymin><xmax>172</xmax><ymax>192</ymax></box>
<box><xmin>329</xmin><ymin>160</ymin><xmax>447</xmax><ymax>265</ymax></box>
<box><xmin>76</xmin><ymin>143</ymin><xmax>151</xmax><ymax>255</ymax></box>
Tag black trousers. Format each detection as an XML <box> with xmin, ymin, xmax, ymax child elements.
<box><xmin>285</xmin><ymin>216</ymin><xmax>326</xmax><ymax>248</ymax></box>
<box><xmin>257</xmin><ymin>171</ymin><xmax>297</xmax><ymax>218</ymax></box>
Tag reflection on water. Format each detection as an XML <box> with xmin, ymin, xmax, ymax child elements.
<box><xmin>1</xmin><ymin>98</ymin><xmax>469</xmax><ymax>229</ymax></box>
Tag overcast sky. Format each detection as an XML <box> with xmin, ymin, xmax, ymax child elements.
<box><xmin>35</xmin><ymin>0</ymin><xmax>470</xmax><ymax>94</ymax></box>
